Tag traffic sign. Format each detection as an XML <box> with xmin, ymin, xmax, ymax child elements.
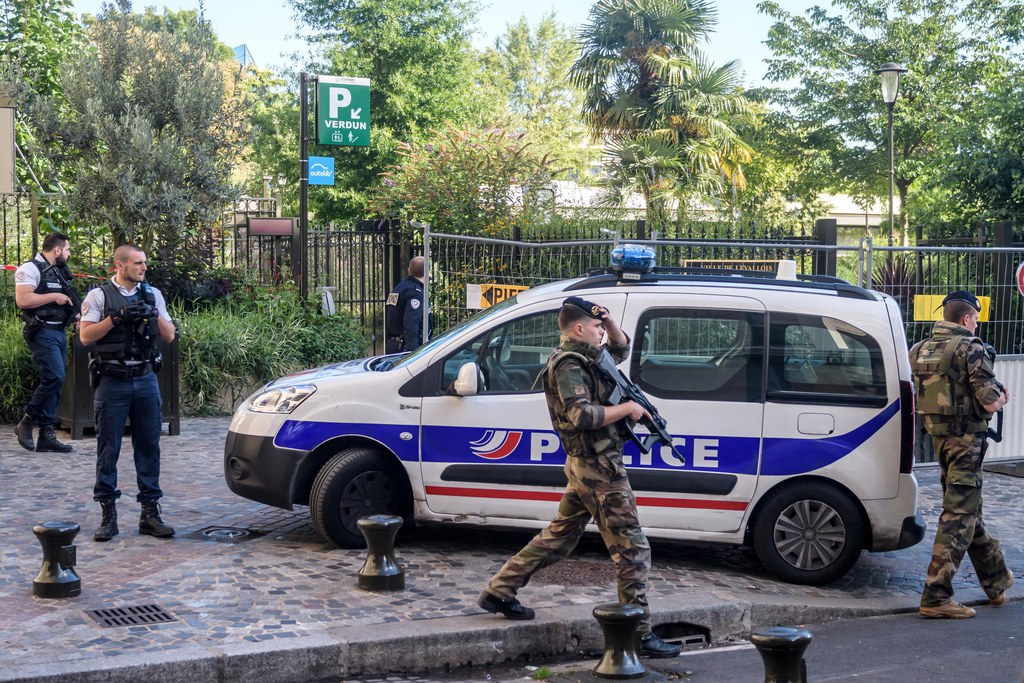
<box><xmin>308</xmin><ymin>156</ymin><xmax>335</xmax><ymax>186</ymax></box>
<box><xmin>317</xmin><ymin>76</ymin><xmax>370</xmax><ymax>147</ymax></box>
<box><xmin>913</xmin><ymin>294</ymin><xmax>991</xmax><ymax>322</ymax></box>
<box><xmin>1017</xmin><ymin>262</ymin><xmax>1024</xmax><ymax>297</ymax></box>
<box><xmin>466</xmin><ymin>283</ymin><xmax>529</xmax><ymax>310</ymax></box>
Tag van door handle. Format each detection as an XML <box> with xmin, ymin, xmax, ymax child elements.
<box><xmin>797</xmin><ymin>413</ymin><xmax>835</xmax><ymax>435</ymax></box>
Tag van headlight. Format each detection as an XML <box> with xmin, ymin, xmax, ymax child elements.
<box><xmin>248</xmin><ymin>384</ymin><xmax>317</xmax><ymax>414</ymax></box>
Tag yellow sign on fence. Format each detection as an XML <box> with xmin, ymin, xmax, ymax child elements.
<box><xmin>466</xmin><ymin>283</ymin><xmax>529</xmax><ymax>310</ymax></box>
<box><xmin>913</xmin><ymin>295</ymin><xmax>991</xmax><ymax>322</ymax></box>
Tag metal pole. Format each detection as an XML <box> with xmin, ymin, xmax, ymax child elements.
<box><xmin>887</xmin><ymin>103</ymin><xmax>895</xmax><ymax>247</ymax></box>
<box><xmin>421</xmin><ymin>222</ymin><xmax>430</xmax><ymax>344</ymax></box>
<box><xmin>299</xmin><ymin>72</ymin><xmax>309</xmax><ymax>299</ymax></box>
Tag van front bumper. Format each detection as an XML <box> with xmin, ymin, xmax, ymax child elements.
<box><xmin>224</xmin><ymin>429</ymin><xmax>306</xmax><ymax>510</ymax></box>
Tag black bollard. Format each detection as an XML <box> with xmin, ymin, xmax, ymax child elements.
<box><xmin>750</xmin><ymin>626</ymin><xmax>811</xmax><ymax>683</ymax></box>
<box><xmin>32</xmin><ymin>521</ymin><xmax>81</xmax><ymax>599</ymax></box>
<box><xmin>356</xmin><ymin>515</ymin><xmax>405</xmax><ymax>591</ymax></box>
<box><xmin>592</xmin><ymin>602</ymin><xmax>647</xmax><ymax>680</ymax></box>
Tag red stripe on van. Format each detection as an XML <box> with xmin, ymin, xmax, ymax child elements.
<box><xmin>425</xmin><ymin>486</ymin><xmax>749</xmax><ymax>511</ymax></box>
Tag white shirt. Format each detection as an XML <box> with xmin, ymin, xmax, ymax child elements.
<box><xmin>81</xmin><ymin>279</ymin><xmax>172</xmax><ymax>323</ymax></box>
<box><xmin>13</xmin><ymin>254</ymin><xmax>47</xmax><ymax>289</ymax></box>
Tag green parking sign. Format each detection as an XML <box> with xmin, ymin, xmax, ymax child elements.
<box><xmin>317</xmin><ymin>76</ymin><xmax>371</xmax><ymax>147</ymax></box>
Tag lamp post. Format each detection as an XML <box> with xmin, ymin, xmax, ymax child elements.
<box><xmin>874</xmin><ymin>62</ymin><xmax>907</xmax><ymax>246</ymax></box>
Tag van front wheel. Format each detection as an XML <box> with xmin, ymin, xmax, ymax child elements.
<box><xmin>752</xmin><ymin>482</ymin><xmax>864</xmax><ymax>585</ymax></box>
<box><xmin>310</xmin><ymin>447</ymin><xmax>411</xmax><ymax>548</ymax></box>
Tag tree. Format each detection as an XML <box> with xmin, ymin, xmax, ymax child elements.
<box><xmin>758</xmin><ymin>0</ymin><xmax>1022</xmax><ymax>242</ymax></box>
<box><xmin>479</xmin><ymin>13</ymin><xmax>597</xmax><ymax>179</ymax></box>
<box><xmin>289</xmin><ymin>0</ymin><xmax>499</xmax><ymax>220</ymax></box>
<box><xmin>20</xmin><ymin>1</ymin><xmax>250</xmax><ymax>280</ymax></box>
<box><xmin>568</xmin><ymin>0</ymin><xmax>755</xmax><ymax>228</ymax></box>
<box><xmin>373</xmin><ymin>123</ymin><xmax>558</xmax><ymax>234</ymax></box>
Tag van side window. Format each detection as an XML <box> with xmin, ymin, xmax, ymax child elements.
<box><xmin>767</xmin><ymin>314</ymin><xmax>886</xmax><ymax>405</ymax></box>
<box><xmin>632</xmin><ymin>309</ymin><xmax>764</xmax><ymax>403</ymax></box>
<box><xmin>441</xmin><ymin>311</ymin><xmax>561</xmax><ymax>394</ymax></box>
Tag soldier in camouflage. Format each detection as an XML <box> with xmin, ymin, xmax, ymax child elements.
<box><xmin>477</xmin><ymin>296</ymin><xmax>680</xmax><ymax>658</ymax></box>
<box><xmin>910</xmin><ymin>291</ymin><xmax>1013</xmax><ymax>619</ymax></box>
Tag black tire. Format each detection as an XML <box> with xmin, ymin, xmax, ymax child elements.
<box><xmin>752</xmin><ymin>481</ymin><xmax>865</xmax><ymax>586</ymax></box>
<box><xmin>309</xmin><ymin>447</ymin><xmax>411</xmax><ymax>548</ymax></box>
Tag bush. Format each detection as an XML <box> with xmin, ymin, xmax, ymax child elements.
<box><xmin>0</xmin><ymin>312</ymin><xmax>36</xmax><ymax>423</ymax></box>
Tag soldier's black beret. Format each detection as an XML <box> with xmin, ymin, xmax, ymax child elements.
<box><xmin>942</xmin><ymin>291</ymin><xmax>981</xmax><ymax>312</ymax></box>
<box><xmin>562</xmin><ymin>296</ymin><xmax>605</xmax><ymax>319</ymax></box>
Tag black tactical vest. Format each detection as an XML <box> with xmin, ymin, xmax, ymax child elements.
<box><xmin>19</xmin><ymin>256</ymin><xmax>74</xmax><ymax>326</ymax></box>
<box><xmin>91</xmin><ymin>282</ymin><xmax>160</xmax><ymax>367</ymax></box>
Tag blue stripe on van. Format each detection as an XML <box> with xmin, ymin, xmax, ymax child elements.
<box><xmin>759</xmin><ymin>399</ymin><xmax>900</xmax><ymax>475</ymax></box>
<box><xmin>275</xmin><ymin>420</ymin><xmax>419</xmax><ymax>460</ymax></box>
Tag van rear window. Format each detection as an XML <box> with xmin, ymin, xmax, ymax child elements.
<box><xmin>767</xmin><ymin>314</ymin><xmax>886</xmax><ymax>405</ymax></box>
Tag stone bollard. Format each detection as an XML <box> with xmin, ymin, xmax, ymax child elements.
<box><xmin>592</xmin><ymin>602</ymin><xmax>647</xmax><ymax>680</ymax></box>
<box><xmin>356</xmin><ymin>515</ymin><xmax>405</xmax><ymax>591</ymax></box>
<box><xmin>750</xmin><ymin>626</ymin><xmax>812</xmax><ymax>683</ymax></box>
<box><xmin>32</xmin><ymin>521</ymin><xmax>81</xmax><ymax>599</ymax></box>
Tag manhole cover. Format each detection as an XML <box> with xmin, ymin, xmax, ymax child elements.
<box><xmin>85</xmin><ymin>604</ymin><xmax>177</xmax><ymax>628</ymax></box>
<box><xmin>184</xmin><ymin>526</ymin><xmax>266</xmax><ymax>544</ymax></box>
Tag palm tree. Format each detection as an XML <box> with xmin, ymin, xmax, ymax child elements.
<box><xmin>569</xmin><ymin>0</ymin><xmax>755</xmax><ymax>228</ymax></box>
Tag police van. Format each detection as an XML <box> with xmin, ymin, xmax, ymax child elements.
<box><xmin>224</xmin><ymin>252</ymin><xmax>926</xmax><ymax>585</ymax></box>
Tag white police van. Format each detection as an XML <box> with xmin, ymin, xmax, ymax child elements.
<box><xmin>224</xmin><ymin>254</ymin><xmax>925</xmax><ymax>585</ymax></box>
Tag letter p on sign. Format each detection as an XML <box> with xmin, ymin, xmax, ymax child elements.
<box><xmin>329</xmin><ymin>87</ymin><xmax>351</xmax><ymax>118</ymax></box>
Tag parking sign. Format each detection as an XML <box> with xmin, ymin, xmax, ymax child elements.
<box><xmin>317</xmin><ymin>76</ymin><xmax>370</xmax><ymax>147</ymax></box>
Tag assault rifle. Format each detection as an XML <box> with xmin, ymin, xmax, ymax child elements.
<box><xmin>51</xmin><ymin>263</ymin><xmax>83</xmax><ymax>326</ymax></box>
<box><xmin>594</xmin><ymin>350</ymin><xmax>686</xmax><ymax>465</ymax></box>
<box><xmin>983</xmin><ymin>342</ymin><xmax>1003</xmax><ymax>445</ymax></box>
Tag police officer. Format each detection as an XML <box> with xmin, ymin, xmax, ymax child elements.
<box><xmin>13</xmin><ymin>231</ymin><xmax>77</xmax><ymax>453</ymax></box>
<box><xmin>79</xmin><ymin>245</ymin><xmax>177</xmax><ymax>542</ymax></box>
<box><xmin>477</xmin><ymin>296</ymin><xmax>680</xmax><ymax>658</ymax></box>
<box><xmin>385</xmin><ymin>256</ymin><xmax>425</xmax><ymax>353</ymax></box>
<box><xmin>911</xmin><ymin>290</ymin><xmax>1013</xmax><ymax>619</ymax></box>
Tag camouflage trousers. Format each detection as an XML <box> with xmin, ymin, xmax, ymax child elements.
<box><xmin>485</xmin><ymin>453</ymin><xmax>653</xmax><ymax>631</ymax></box>
<box><xmin>921</xmin><ymin>431</ymin><xmax>1012</xmax><ymax>607</ymax></box>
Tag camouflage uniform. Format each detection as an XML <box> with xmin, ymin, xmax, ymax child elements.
<box><xmin>911</xmin><ymin>320</ymin><xmax>1012</xmax><ymax>608</ymax></box>
<box><xmin>484</xmin><ymin>335</ymin><xmax>654</xmax><ymax>632</ymax></box>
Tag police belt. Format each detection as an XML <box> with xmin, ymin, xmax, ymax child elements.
<box><xmin>26</xmin><ymin>314</ymin><xmax>67</xmax><ymax>328</ymax></box>
<box><xmin>97</xmin><ymin>362</ymin><xmax>153</xmax><ymax>379</ymax></box>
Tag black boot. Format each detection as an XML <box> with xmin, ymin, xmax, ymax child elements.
<box><xmin>94</xmin><ymin>501</ymin><xmax>119</xmax><ymax>542</ymax></box>
<box><xmin>14</xmin><ymin>415</ymin><xmax>34</xmax><ymax>451</ymax></box>
<box><xmin>36</xmin><ymin>425</ymin><xmax>72</xmax><ymax>453</ymax></box>
<box><xmin>139</xmin><ymin>502</ymin><xmax>175</xmax><ymax>538</ymax></box>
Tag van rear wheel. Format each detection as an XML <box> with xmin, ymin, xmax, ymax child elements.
<box><xmin>309</xmin><ymin>447</ymin><xmax>411</xmax><ymax>548</ymax></box>
<box><xmin>752</xmin><ymin>481</ymin><xmax>864</xmax><ymax>585</ymax></box>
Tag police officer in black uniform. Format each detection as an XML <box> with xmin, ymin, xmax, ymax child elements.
<box><xmin>385</xmin><ymin>255</ymin><xmax>426</xmax><ymax>353</ymax></box>
<box><xmin>13</xmin><ymin>231</ymin><xmax>77</xmax><ymax>453</ymax></box>
<box><xmin>80</xmin><ymin>245</ymin><xmax>176</xmax><ymax>542</ymax></box>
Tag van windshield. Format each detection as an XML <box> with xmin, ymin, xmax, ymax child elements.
<box><xmin>389</xmin><ymin>295</ymin><xmax>520</xmax><ymax>370</ymax></box>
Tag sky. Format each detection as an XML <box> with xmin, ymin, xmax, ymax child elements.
<box><xmin>71</xmin><ymin>0</ymin><xmax>810</xmax><ymax>87</ymax></box>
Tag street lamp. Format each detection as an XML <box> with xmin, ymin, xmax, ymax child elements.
<box><xmin>874</xmin><ymin>62</ymin><xmax>907</xmax><ymax>245</ymax></box>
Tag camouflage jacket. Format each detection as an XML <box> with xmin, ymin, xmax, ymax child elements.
<box><xmin>542</xmin><ymin>336</ymin><xmax>630</xmax><ymax>460</ymax></box>
<box><xmin>910</xmin><ymin>320</ymin><xmax>1002</xmax><ymax>436</ymax></box>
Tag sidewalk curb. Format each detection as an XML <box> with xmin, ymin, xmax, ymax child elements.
<box><xmin>0</xmin><ymin>593</ymin><xmax>926</xmax><ymax>683</ymax></box>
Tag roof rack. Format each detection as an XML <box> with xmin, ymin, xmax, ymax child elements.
<box><xmin>568</xmin><ymin>267</ymin><xmax>876</xmax><ymax>300</ymax></box>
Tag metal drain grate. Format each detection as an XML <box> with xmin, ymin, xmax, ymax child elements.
<box><xmin>184</xmin><ymin>526</ymin><xmax>266</xmax><ymax>544</ymax></box>
<box><xmin>85</xmin><ymin>604</ymin><xmax>177</xmax><ymax>628</ymax></box>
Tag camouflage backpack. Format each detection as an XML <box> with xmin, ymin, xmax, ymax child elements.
<box><xmin>909</xmin><ymin>335</ymin><xmax>987</xmax><ymax>437</ymax></box>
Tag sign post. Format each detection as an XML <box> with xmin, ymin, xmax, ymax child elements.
<box><xmin>317</xmin><ymin>76</ymin><xmax>371</xmax><ymax>147</ymax></box>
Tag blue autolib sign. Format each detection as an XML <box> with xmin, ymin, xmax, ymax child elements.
<box><xmin>308</xmin><ymin>156</ymin><xmax>335</xmax><ymax>186</ymax></box>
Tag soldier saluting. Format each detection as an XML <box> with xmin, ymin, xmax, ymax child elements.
<box><xmin>911</xmin><ymin>291</ymin><xmax>1013</xmax><ymax>618</ymax></box>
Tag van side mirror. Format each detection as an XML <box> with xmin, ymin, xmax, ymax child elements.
<box><xmin>449</xmin><ymin>362</ymin><xmax>479</xmax><ymax>396</ymax></box>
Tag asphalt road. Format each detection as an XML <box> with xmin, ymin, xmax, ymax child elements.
<box><xmin>339</xmin><ymin>600</ymin><xmax>1024</xmax><ymax>682</ymax></box>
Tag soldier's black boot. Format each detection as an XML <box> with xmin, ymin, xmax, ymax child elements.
<box><xmin>14</xmin><ymin>415</ymin><xmax>34</xmax><ymax>451</ymax></box>
<box><xmin>35</xmin><ymin>425</ymin><xmax>73</xmax><ymax>453</ymax></box>
<box><xmin>139</xmin><ymin>502</ymin><xmax>175</xmax><ymax>538</ymax></box>
<box><xmin>94</xmin><ymin>501</ymin><xmax>119</xmax><ymax>542</ymax></box>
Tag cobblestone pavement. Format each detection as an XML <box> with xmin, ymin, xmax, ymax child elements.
<box><xmin>1</xmin><ymin>417</ymin><xmax>1022</xmax><ymax>681</ymax></box>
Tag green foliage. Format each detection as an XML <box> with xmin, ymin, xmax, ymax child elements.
<box><xmin>531</xmin><ymin>667</ymin><xmax>552</xmax><ymax>681</ymax></box>
<box><xmin>0</xmin><ymin>311</ymin><xmax>35</xmax><ymax>422</ymax></box>
<box><xmin>758</xmin><ymin>0</ymin><xmax>1022</xmax><ymax>241</ymax></box>
<box><xmin>241</xmin><ymin>69</ymin><xmax>299</xmax><ymax>213</ymax></box>
<box><xmin>19</xmin><ymin>0</ymin><xmax>250</xmax><ymax>253</ymax></box>
<box><xmin>374</xmin><ymin>123</ymin><xmax>559</xmax><ymax>233</ymax></box>
<box><xmin>289</xmin><ymin>0</ymin><xmax>499</xmax><ymax>220</ymax></box>
<box><xmin>478</xmin><ymin>13</ymin><xmax>598</xmax><ymax>180</ymax></box>
<box><xmin>568</xmin><ymin>0</ymin><xmax>756</xmax><ymax>228</ymax></box>
<box><xmin>178</xmin><ymin>279</ymin><xmax>368</xmax><ymax>414</ymax></box>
